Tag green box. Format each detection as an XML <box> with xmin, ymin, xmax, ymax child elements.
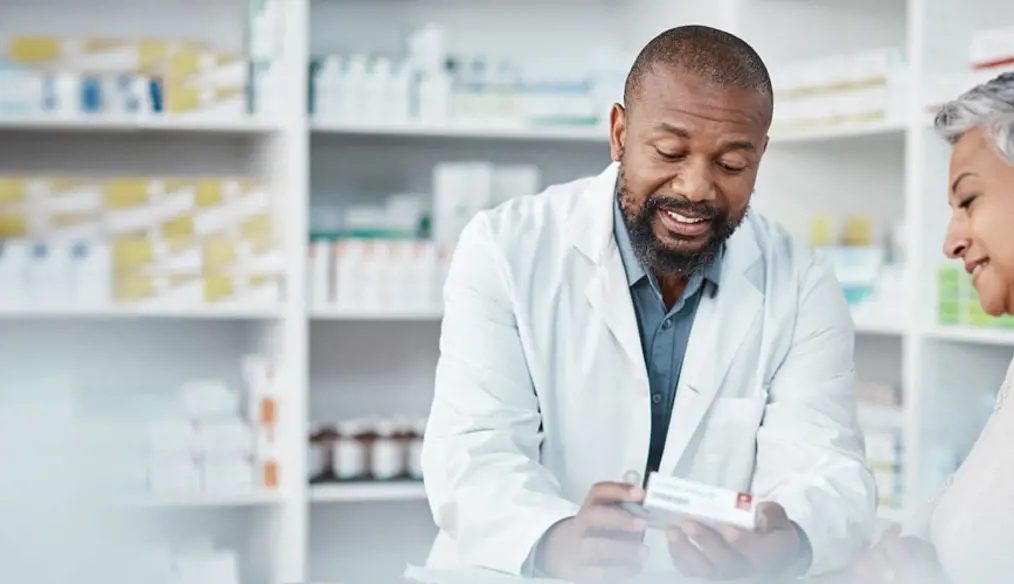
<box><xmin>937</xmin><ymin>265</ymin><xmax>961</xmax><ymax>284</ymax></box>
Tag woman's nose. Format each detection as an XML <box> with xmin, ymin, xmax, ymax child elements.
<box><xmin>943</xmin><ymin>219</ymin><xmax>969</xmax><ymax>259</ymax></box>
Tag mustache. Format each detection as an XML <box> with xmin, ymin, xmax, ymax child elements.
<box><xmin>643</xmin><ymin>194</ymin><xmax>722</xmax><ymax>219</ymax></box>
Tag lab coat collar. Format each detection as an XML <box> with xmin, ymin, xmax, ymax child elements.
<box><xmin>571</xmin><ymin>163</ymin><xmax>765</xmax><ymax>473</ymax></box>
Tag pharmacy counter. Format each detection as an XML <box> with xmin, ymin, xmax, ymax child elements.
<box><xmin>403</xmin><ymin>565</ymin><xmax>851</xmax><ymax>584</ymax></box>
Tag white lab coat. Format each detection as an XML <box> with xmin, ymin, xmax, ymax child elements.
<box><xmin>421</xmin><ymin>163</ymin><xmax>876</xmax><ymax>578</ymax></box>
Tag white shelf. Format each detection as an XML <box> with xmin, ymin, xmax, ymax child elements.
<box><xmin>876</xmin><ymin>506</ymin><xmax>906</xmax><ymax>523</ymax></box>
<box><xmin>0</xmin><ymin>305</ymin><xmax>284</xmax><ymax>320</ymax></box>
<box><xmin>309</xmin><ymin>481</ymin><xmax>426</xmax><ymax>503</ymax></box>
<box><xmin>311</xmin><ymin>120</ymin><xmax>608</xmax><ymax>142</ymax></box>
<box><xmin>313</xmin><ymin>120</ymin><xmax>910</xmax><ymax>144</ymax></box>
<box><xmin>769</xmin><ymin>120</ymin><xmax>908</xmax><ymax>144</ymax></box>
<box><xmin>858</xmin><ymin>404</ymin><xmax>905</xmax><ymax>429</ymax></box>
<box><xmin>923</xmin><ymin>325</ymin><xmax>1014</xmax><ymax>346</ymax></box>
<box><xmin>854</xmin><ymin>320</ymin><xmax>907</xmax><ymax>336</ymax></box>
<box><xmin>0</xmin><ymin>115</ymin><xmax>280</xmax><ymax>134</ymax></box>
<box><xmin>311</xmin><ymin>307</ymin><xmax>443</xmax><ymax>321</ymax></box>
<box><xmin>127</xmin><ymin>490</ymin><xmax>286</xmax><ymax>509</ymax></box>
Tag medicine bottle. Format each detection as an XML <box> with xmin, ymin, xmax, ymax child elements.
<box><xmin>333</xmin><ymin>419</ymin><xmax>368</xmax><ymax>481</ymax></box>
<box><xmin>407</xmin><ymin>418</ymin><xmax>426</xmax><ymax>480</ymax></box>
<box><xmin>371</xmin><ymin>418</ymin><xmax>404</xmax><ymax>480</ymax></box>
<box><xmin>308</xmin><ymin>425</ymin><xmax>338</xmax><ymax>483</ymax></box>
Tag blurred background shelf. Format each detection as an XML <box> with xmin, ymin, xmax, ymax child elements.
<box><xmin>309</xmin><ymin>482</ymin><xmax>427</xmax><ymax>503</ymax></box>
<box><xmin>770</xmin><ymin>119</ymin><xmax>909</xmax><ymax>144</ymax></box>
<box><xmin>923</xmin><ymin>325</ymin><xmax>1014</xmax><ymax>346</ymax></box>
<box><xmin>128</xmin><ymin>490</ymin><xmax>287</xmax><ymax>509</ymax></box>
<box><xmin>311</xmin><ymin>121</ymin><xmax>608</xmax><ymax>142</ymax></box>
<box><xmin>0</xmin><ymin>305</ymin><xmax>284</xmax><ymax>320</ymax></box>
<box><xmin>854</xmin><ymin>318</ymin><xmax>908</xmax><ymax>336</ymax></box>
<box><xmin>311</xmin><ymin>307</ymin><xmax>443</xmax><ymax>321</ymax></box>
<box><xmin>876</xmin><ymin>506</ymin><xmax>906</xmax><ymax>523</ymax></box>
<box><xmin>0</xmin><ymin>115</ymin><xmax>280</xmax><ymax>134</ymax></box>
<box><xmin>858</xmin><ymin>403</ymin><xmax>906</xmax><ymax>429</ymax></box>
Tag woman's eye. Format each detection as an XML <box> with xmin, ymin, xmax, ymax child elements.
<box><xmin>959</xmin><ymin>195</ymin><xmax>978</xmax><ymax>210</ymax></box>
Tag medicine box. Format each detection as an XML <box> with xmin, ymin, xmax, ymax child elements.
<box><xmin>938</xmin><ymin>264</ymin><xmax>1014</xmax><ymax>328</ymax></box>
<box><xmin>969</xmin><ymin>25</ymin><xmax>1014</xmax><ymax>71</ymax></box>
<box><xmin>635</xmin><ymin>472</ymin><xmax>758</xmax><ymax>531</ymax></box>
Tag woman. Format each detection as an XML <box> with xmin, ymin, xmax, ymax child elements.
<box><xmin>851</xmin><ymin>71</ymin><xmax>1014</xmax><ymax>583</ymax></box>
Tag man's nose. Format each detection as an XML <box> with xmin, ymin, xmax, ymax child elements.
<box><xmin>670</xmin><ymin>160</ymin><xmax>715</xmax><ymax>202</ymax></box>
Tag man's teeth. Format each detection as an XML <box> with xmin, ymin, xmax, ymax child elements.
<box><xmin>974</xmin><ymin>262</ymin><xmax>987</xmax><ymax>276</ymax></box>
<box><xmin>663</xmin><ymin>209</ymin><xmax>706</xmax><ymax>224</ymax></box>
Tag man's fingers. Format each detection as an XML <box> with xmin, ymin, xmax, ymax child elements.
<box><xmin>881</xmin><ymin>523</ymin><xmax>902</xmax><ymax>541</ymax></box>
<box><xmin>578</xmin><ymin>536</ymin><xmax>648</xmax><ymax>566</ymax></box>
<box><xmin>681</xmin><ymin>521</ymin><xmax>750</xmax><ymax>576</ymax></box>
<box><xmin>572</xmin><ymin>565</ymin><xmax>608</xmax><ymax>584</ymax></box>
<box><xmin>573</xmin><ymin>564</ymin><xmax>639</xmax><ymax>584</ymax></box>
<box><xmin>755</xmin><ymin>501</ymin><xmax>790</xmax><ymax>533</ymax></box>
<box><xmin>667</xmin><ymin>526</ymin><xmax>714</xmax><ymax>578</ymax></box>
<box><xmin>580</xmin><ymin>505</ymin><xmax>648</xmax><ymax>533</ymax></box>
<box><xmin>852</xmin><ymin>547</ymin><xmax>890</xmax><ymax>584</ymax></box>
<box><xmin>584</xmin><ymin>482</ymin><xmax>644</xmax><ymax>506</ymax></box>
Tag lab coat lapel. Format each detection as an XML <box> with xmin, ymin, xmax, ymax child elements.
<box><xmin>585</xmin><ymin>246</ymin><xmax>649</xmax><ymax>384</ymax></box>
<box><xmin>657</xmin><ymin>225</ymin><xmax>763</xmax><ymax>477</ymax></box>
<box><xmin>571</xmin><ymin>163</ymin><xmax>649</xmax><ymax>386</ymax></box>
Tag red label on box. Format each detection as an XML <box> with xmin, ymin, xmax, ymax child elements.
<box><xmin>736</xmin><ymin>493</ymin><xmax>753</xmax><ymax>510</ymax></box>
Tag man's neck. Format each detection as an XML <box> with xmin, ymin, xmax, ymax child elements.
<box><xmin>656</xmin><ymin>273</ymin><xmax>688</xmax><ymax>310</ymax></box>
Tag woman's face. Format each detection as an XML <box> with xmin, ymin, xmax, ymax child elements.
<box><xmin>944</xmin><ymin>126</ymin><xmax>1014</xmax><ymax>316</ymax></box>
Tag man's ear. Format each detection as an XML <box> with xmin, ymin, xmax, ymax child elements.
<box><xmin>609</xmin><ymin>103</ymin><xmax>626</xmax><ymax>162</ymax></box>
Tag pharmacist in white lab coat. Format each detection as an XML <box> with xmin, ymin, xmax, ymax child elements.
<box><xmin>421</xmin><ymin>25</ymin><xmax>875</xmax><ymax>582</ymax></box>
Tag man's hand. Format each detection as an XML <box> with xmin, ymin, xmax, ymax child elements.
<box><xmin>666</xmin><ymin>501</ymin><xmax>807</xmax><ymax>579</ymax></box>
<box><xmin>850</xmin><ymin>524</ymin><xmax>945</xmax><ymax>584</ymax></box>
<box><xmin>537</xmin><ymin>481</ymin><xmax>649</xmax><ymax>583</ymax></box>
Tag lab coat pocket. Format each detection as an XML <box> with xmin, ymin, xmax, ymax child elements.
<box><xmin>693</xmin><ymin>397</ymin><xmax>766</xmax><ymax>488</ymax></box>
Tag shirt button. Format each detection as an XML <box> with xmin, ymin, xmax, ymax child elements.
<box><xmin>652</xmin><ymin>394</ymin><xmax>662</xmax><ymax>404</ymax></box>
<box><xmin>661</xmin><ymin>318</ymin><xmax>674</xmax><ymax>330</ymax></box>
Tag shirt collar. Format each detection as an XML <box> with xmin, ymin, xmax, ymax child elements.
<box><xmin>612</xmin><ymin>194</ymin><xmax>723</xmax><ymax>291</ymax></box>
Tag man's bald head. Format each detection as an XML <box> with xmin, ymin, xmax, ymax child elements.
<box><xmin>623</xmin><ymin>25</ymin><xmax>773</xmax><ymax>123</ymax></box>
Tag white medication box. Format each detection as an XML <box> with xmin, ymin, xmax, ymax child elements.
<box><xmin>631</xmin><ymin>472</ymin><xmax>759</xmax><ymax>531</ymax></box>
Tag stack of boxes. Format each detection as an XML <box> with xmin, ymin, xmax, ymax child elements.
<box><xmin>309</xmin><ymin>23</ymin><xmax>629</xmax><ymax>129</ymax></box>
<box><xmin>0</xmin><ymin>36</ymin><xmax>255</xmax><ymax>119</ymax></box>
<box><xmin>809</xmin><ymin>214</ymin><xmax>906</xmax><ymax>326</ymax></box>
<box><xmin>308</xmin><ymin>238</ymin><xmax>448</xmax><ymax>313</ymax></box>
<box><xmin>769</xmin><ymin>47</ymin><xmax>909</xmax><ymax>132</ymax></box>
<box><xmin>937</xmin><ymin>265</ymin><xmax>1014</xmax><ymax>328</ymax></box>
<box><xmin>145</xmin><ymin>354</ymin><xmax>282</xmax><ymax>496</ymax></box>
<box><xmin>867</xmin><ymin>429</ymin><xmax>905</xmax><ymax>512</ymax></box>
<box><xmin>307</xmin><ymin>162</ymin><xmax>539</xmax><ymax>313</ymax></box>
<box><xmin>855</xmin><ymin>381</ymin><xmax>905</xmax><ymax>513</ymax></box>
<box><xmin>0</xmin><ymin>0</ymin><xmax>281</xmax><ymax>120</ymax></box>
<box><xmin>0</xmin><ymin>175</ymin><xmax>284</xmax><ymax>310</ymax></box>
<box><xmin>924</xmin><ymin>24</ymin><xmax>1014</xmax><ymax>115</ymax></box>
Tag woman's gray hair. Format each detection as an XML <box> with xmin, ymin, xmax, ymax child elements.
<box><xmin>934</xmin><ymin>72</ymin><xmax>1014</xmax><ymax>164</ymax></box>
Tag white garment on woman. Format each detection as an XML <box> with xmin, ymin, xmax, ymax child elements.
<box><xmin>903</xmin><ymin>357</ymin><xmax>1014</xmax><ymax>583</ymax></box>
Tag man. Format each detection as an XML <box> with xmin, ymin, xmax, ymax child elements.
<box><xmin>421</xmin><ymin>25</ymin><xmax>876</xmax><ymax>582</ymax></box>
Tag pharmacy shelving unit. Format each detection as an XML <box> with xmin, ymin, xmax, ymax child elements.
<box><xmin>4</xmin><ymin>0</ymin><xmax>1014</xmax><ymax>583</ymax></box>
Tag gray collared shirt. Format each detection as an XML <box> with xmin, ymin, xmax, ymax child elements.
<box><xmin>613</xmin><ymin>198</ymin><xmax>722</xmax><ymax>477</ymax></box>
